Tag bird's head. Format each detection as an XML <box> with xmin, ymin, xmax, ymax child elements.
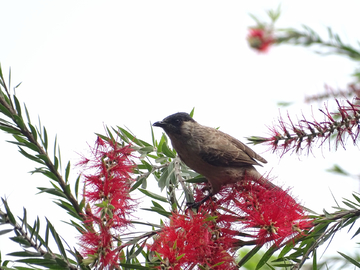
<box><xmin>153</xmin><ymin>112</ymin><xmax>195</xmax><ymax>135</ymax></box>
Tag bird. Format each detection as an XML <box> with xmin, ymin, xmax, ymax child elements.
<box><xmin>153</xmin><ymin>112</ymin><xmax>277</xmax><ymax>206</ymax></box>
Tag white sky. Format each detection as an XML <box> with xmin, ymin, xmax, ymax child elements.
<box><xmin>1</xmin><ymin>1</ymin><xmax>360</xmax><ymax>267</ymax></box>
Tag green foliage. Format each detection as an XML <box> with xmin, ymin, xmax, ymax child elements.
<box><xmin>276</xmin><ymin>25</ymin><xmax>360</xmax><ymax>61</ymax></box>
<box><xmin>2</xmin><ymin>5</ymin><xmax>360</xmax><ymax>268</ymax></box>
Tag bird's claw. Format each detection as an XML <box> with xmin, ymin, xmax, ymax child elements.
<box><xmin>186</xmin><ymin>194</ymin><xmax>212</xmax><ymax>210</ymax></box>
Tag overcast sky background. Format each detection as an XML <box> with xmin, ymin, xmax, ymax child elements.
<box><xmin>1</xmin><ymin>1</ymin><xmax>360</xmax><ymax>267</ymax></box>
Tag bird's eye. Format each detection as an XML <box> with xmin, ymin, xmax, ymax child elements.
<box><xmin>173</xmin><ymin>119</ymin><xmax>180</xmax><ymax>125</ymax></box>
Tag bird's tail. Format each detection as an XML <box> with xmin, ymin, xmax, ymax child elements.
<box><xmin>247</xmin><ymin>168</ymin><xmax>297</xmax><ymax>203</ymax></box>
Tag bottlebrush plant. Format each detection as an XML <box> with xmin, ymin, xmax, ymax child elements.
<box><xmin>1</xmin><ymin>7</ymin><xmax>360</xmax><ymax>270</ymax></box>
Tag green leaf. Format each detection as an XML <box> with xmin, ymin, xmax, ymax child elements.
<box><xmin>24</xmin><ymin>103</ymin><xmax>31</xmax><ymax>123</ymax></box>
<box><xmin>13</xmin><ymin>115</ymin><xmax>25</xmax><ymax>129</ymax></box>
<box><xmin>151</xmin><ymin>200</ymin><xmax>166</xmax><ymax>211</ymax></box>
<box><xmin>65</xmin><ymin>161</ymin><xmax>71</xmax><ymax>182</ymax></box>
<box><xmin>54</xmin><ymin>156</ymin><xmax>59</xmax><ymax>171</ymax></box>
<box><xmin>8</xmin><ymin>139</ymin><xmax>38</xmax><ymax>152</ymax></box>
<box><xmin>10</xmin><ymin>236</ymin><xmax>31</xmax><ymax>247</ymax></box>
<box><xmin>155</xmin><ymin>156</ymin><xmax>168</xmax><ymax>163</ymax></box>
<box><xmin>37</xmin><ymin>169</ymin><xmax>58</xmax><ymax>181</ymax></box>
<box><xmin>13</xmin><ymin>95</ymin><xmax>22</xmax><ymax>117</ymax></box>
<box><xmin>129</xmin><ymin>244</ymin><xmax>146</xmax><ymax>259</ymax></box>
<box><xmin>118</xmin><ymin>126</ymin><xmax>146</xmax><ymax>147</ymax></box>
<box><xmin>352</xmin><ymin>193</ymin><xmax>360</xmax><ymax>204</ymax></box>
<box><xmin>130</xmin><ymin>220</ymin><xmax>162</xmax><ymax>228</ymax></box>
<box><xmin>140</xmin><ymin>160</ymin><xmax>152</xmax><ymax>171</ymax></box>
<box><xmin>0</xmin><ymin>229</ymin><xmax>13</xmax><ymax>235</ymax></box>
<box><xmin>130</xmin><ymin>176</ymin><xmax>145</xmax><ymax>192</ymax></box>
<box><xmin>28</xmin><ymin>123</ymin><xmax>37</xmax><ymax>141</ymax></box>
<box><xmin>1</xmin><ymin>199</ymin><xmax>16</xmax><ymax>224</ymax></box>
<box><xmin>75</xmin><ymin>174</ymin><xmax>81</xmax><ymax>199</ymax></box>
<box><xmin>189</xmin><ymin>107</ymin><xmax>195</xmax><ymax>118</ymax></box>
<box><xmin>157</xmin><ymin>134</ymin><xmax>167</xmax><ymax>155</ymax></box>
<box><xmin>0</xmin><ymin>125</ymin><xmax>21</xmax><ymax>135</ymax></box>
<box><xmin>7</xmin><ymin>251</ymin><xmax>41</xmax><ymax>257</ymax></box>
<box><xmin>278</xmin><ymin>241</ymin><xmax>295</xmax><ymax>258</ymax></box>
<box><xmin>277</xmin><ymin>101</ymin><xmax>293</xmax><ymax>107</ymax></box>
<box><xmin>338</xmin><ymin>252</ymin><xmax>360</xmax><ymax>267</ymax></box>
<box><xmin>18</xmin><ymin>147</ymin><xmax>44</xmax><ymax>164</ymax></box>
<box><xmin>16</xmin><ymin>258</ymin><xmax>65</xmax><ymax>269</ymax></box>
<box><xmin>141</xmin><ymin>207</ymin><xmax>172</xmax><ymax>218</ymax></box>
<box><xmin>312</xmin><ymin>248</ymin><xmax>317</xmax><ymax>270</ymax></box>
<box><xmin>119</xmin><ymin>263</ymin><xmax>150</xmax><ymax>269</ymax></box>
<box><xmin>185</xmin><ymin>176</ymin><xmax>207</xmax><ymax>183</ymax></box>
<box><xmin>37</xmin><ymin>188</ymin><xmax>68</xmax><ymax>199</ymax></box>
<box><xmin>158</xmin><ymin>167</ymin><xmax>169</xmax><ymax>191</ymax></box>
<box><xmin>161</xmin><ymin>143</ymin><xmax>175</xmax><ymax>158</ymax></box>
<box><xmin>150</xmin><ymin>122</ymin><xmax>156</xmax><ymax>146</ymax></box>
<box><xmin>138</xmin><ymin>146</ymin><xmax>155</xmax><ymax>154</ymax></box>
<box><xmin>326</xmin><ymin>164</ymin><xmax>349</xmax><ymax>176</ymax></box>
<box><xmin>0</xmin><ymin>103</ymin><xmax>12</xmax><ymax>118</ymax></box>
<box><xmin>343</xmin><ymin>200</ymin><xmax>359</xmax><ymax>209</ymax></box>
<box><xmin>30</xmin><ymin>217</ymin><xmax>40</xmax><ymax>243</ymax></box>
<box><xmin>54</xmin><ymin>200</ymin><xmax>79</xmax><ymax>219</ymax></box>
<box><xmin>46</xmin><ymin>218</ymin><xmax>67</xmax><ymax>260</ymax></box>
<box><xmin>256</xmin><ymin>245</ymin><xmax>278</xmax><ymax>269</ymax></box>
<box><xmin>138</xmin><ymin>189</ymin><xmax>167</xmax><ymax>203</ymax></box>
<box><xmin>351</xmin><ymin>226</ymin><xmax>360</xmax><ymax>239</ymax></box>
<box><xmin>43</xmin><ymin>126</ymin><xmax>48</xmax><ymax>150</ymax></box>
<box><xmin>237</xmin><ymin>245</ymin><xmax>262</xmax><ymax>267</ymax></box>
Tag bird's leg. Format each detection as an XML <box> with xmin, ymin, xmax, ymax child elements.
<box><xmin>187</xmin><ymin>193</ymin><xmax>212</xmax><ymax>209</ymax></box>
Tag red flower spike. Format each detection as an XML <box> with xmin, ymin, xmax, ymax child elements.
<box><xmin>195</xmin><ymin>174</ymin><xmax>311</xmax><ymax>247</ymax></box>
<box><xmin>258</xmin><ymin>98</ymin><xmax>360</xmax><ymax>155</ymax></box>
<box><xmin>247</xmin><ymin>28</ymin><xmax>275</xmax><ymax>52</ymax></box>
<box><xmin>152</xmin><ymin>173</ymin><xmax>311</xmax><ymax>267</ymax></box>
<box><xmin>78</xmin><ymin>136</ymin><xmax>136</xmax><ymax>269</ymax></box>
<box><xmin>150</xmin><ymin>211</ymin><xmax>238</xmax><ymax>270</ymax></box>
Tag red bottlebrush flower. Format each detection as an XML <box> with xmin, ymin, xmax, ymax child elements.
<box><xmin>194</xmin><ymin>174</ymin><xmax>312</xmax><ymax>247</ymax></box>
<box><xmin>151</xmin><ymin>174</ymin><xmax>310</xmax><ymax>268</ymax></box>
<box><xmin>78</xmin><ymin>136</ymin><xmax>136</xmax><ymax>269</ymax></box>
<box><xmin>247</xmin><ymin>28</ymin><xmax>274</xmax><ymax>52</ymax></box>
<box><xmin>150</xmin><ymin>211</ymin><xmax>238</xmax><ymax>270</ymax></box>
<box><xmin>257</xmin><ymin>99</ymin><xmax>360</xmax><ymax>156</ymax></box>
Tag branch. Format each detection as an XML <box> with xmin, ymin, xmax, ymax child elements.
<box><xmin>0</xmin><ymin>64</ymin><xmax>82</xmax><ymax>217</ymax></box>
<box><xmin>248</xmin><ymin>98</ymin><xmax>360</xmax><ymax>156</ymax></box>
<box><xmin>0</xmin><ymin>200</ymin><xmax>78</xmax><ymax>269</ymax></box>
<box><xmin>276</xmin><ymin>26</ymin><xmax>360</xmax><ymax>61</ymax></box>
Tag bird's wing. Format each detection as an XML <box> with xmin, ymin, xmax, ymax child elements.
<box><xmin>200</xmin><ymin>129</ymin><xmax>267</xmax><ymax>167</ymax></box>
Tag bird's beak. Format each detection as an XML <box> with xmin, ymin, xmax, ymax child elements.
<box><xmin>153</xmin><ymin>121</ymin><xmax>166</xmax><ymax>128</ymax></box>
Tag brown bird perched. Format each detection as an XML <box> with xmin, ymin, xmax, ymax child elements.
<box><xmin>153</xmin><ymin>112</ymin><xmax>277</xmax><ymax>205</ymax></box>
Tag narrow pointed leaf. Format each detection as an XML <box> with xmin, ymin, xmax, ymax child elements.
<box><xmin>43</xmin><ymin>127</ymin><xmax>48</xmax><ymax>150</ymax></box>
<box><xmin>75</xmin><ymin>174</ymin><xmax>81</xmax><ymax>199</ymax></box>
<box><xmin>256</xmin><ymin>245</ymin><xmax>278</xmax><ymax>270</ymax></box>
<box><xmin>338</xmin><ymin>252</ymin><xmax>360</xmax><ymax>267</ymax></box>
<box><xmin>18</xmin><ymin>147</ymin><xmax>44</xmax><ymax>164</ymax></box>
<box><xmin>161</xmin><ymin>143</ymin><xmax>175</xmax><ymax>158</ymax></box>
<box><xmin>0</xmin><ymin>229</ymin><xmax>13</xmax><ymax>235</ymax></box>
<box><xmin>8</xmin><ymin>251</ymin><xmax>42</xmax><ymax>257</ymax></box>
<box><xmin>65</xmin><ymin>161</ymin><xmax>71</xmax><ymax>182</ymax></box>
<box><xmin>138</xmin><ymin>189</ymin><xmax>167</xmax><ymax>202</ymax></box>
<box><xmin>237</xmin><ymin>245</ymin><xmax>262</xmax><ymax>267</ymax></box>
<box><xmin>0</xmin><ymin>103</ymin><xmax>12</xmax><ymax>118</ymax></box>
<box><xmin>2</xmin><ymin>199</ymin><xmax>16</xmax><ymax>224</ymax></box>
<box><xmin>37</xmin><ymin>188</ymin><xmax>68</xmax><ymax>199</ymax></box>
<box><xmin>10</xmin><ymin>236</ymin><xmax>31</xmax><ymax>247</ymax></box>
<box><xmin>13</xmin><ymin>96</ymin><xmax>22</xmax><ymax>116</ymax></box>
<box><xmin>118</xmin><ymin>126</ymin><xmax>144</xmax><ymax>147</ymax></box>
<box><xmin>28</xmin><ymin>123</ymin><xmax>37</xmax><ymax>141</ymax></box>
<box><xmin>0</xmin><ymin>125</ymin><xmax>21</xmax><ymax>135</ymax></box>
<box><xmin>46</xmin><ymin>218</ymin><xmax>67</xmax><ymax>260</ymax></box>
